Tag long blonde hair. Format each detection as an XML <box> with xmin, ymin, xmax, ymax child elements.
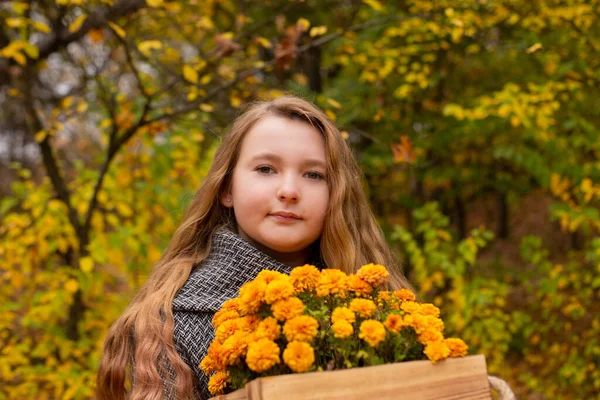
<box><xmin>96</xmin><ymin>95</ymin><xmax>412</xmax><ymax>400</ymax></box>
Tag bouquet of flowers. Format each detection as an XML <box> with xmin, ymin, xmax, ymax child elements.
<box><xmin>200</xmin><ymin>264</ymin><xmax>469</xmax><ymax>396</ymax></box>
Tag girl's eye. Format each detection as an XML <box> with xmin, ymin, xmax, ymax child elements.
<box><xmin>256</xmin><ymin>166</ymin><xmax>274</xmax><ymax>174</ymax></box>
<box><xmin>306</xmin><ymin>171</ymin><xmax>325</xmax><ymax>181</ymax></box>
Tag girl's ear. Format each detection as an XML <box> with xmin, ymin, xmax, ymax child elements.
<box><xmin>220</xmin><ymin>192</ymin><xmax>233</xmax><ymax>208</ymax></box>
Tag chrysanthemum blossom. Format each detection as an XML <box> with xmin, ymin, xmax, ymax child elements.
<box><xmin>393</xmin><ymin>288</ymin><xmax>416</xmax><ymax>302</ymax></box>
<box><xmin>331</xmin><ymin>320</ymin><xmax>354</xmax><ymax>338</ymax></box>
<box><xmin>349</xmin><ymin>298</ymin><xmax>377</xmax><ymax>318</ymax></box>
<box><xmin>418</xmin><ymin>329</ymin><xmax>444</xmax><ymax>345</ymax></box>
<box><xmin>256</xmin><ymin>269</ymin><xmax>289</xmax><ymax>285</ymax></box>
<box><xmin>221</xmin><ymin>330</ymin><xmax>249</xmax><ymax>365</ymax></box>
<box><xmin>419</xmin><ymin>303</ymin><xmax>441</xmax><ymax>317</ymax></box>
<box><xmin>265</xmin><ymin>279</ymin><xmax>295</xmax><ymax>304</ymax></box>
<box><xmin>255</xmin><ymin>317</ymin><xmax>281</xmax><ymax>341</ymax></box>
<box><xmin>238</xmin><ymin>280</ymin><xmax>267</xmax><ymax>314</ymax></box>
<box><xmin>271</xmin><ymin>297</ymin><xmax>305</xmax><ymax>321</ymax></box>
<box><xmin>290</xmin><ymin>264</ymin><xmax>321</xmax><ymax>292</ymax></box>
<box><xmin>331</xmin><ymin>307</ymin><xmax>356</xmax><ymax>324</ymax></box>
<box><xmin>215</xmin><ymin>318</ymin><xmax>239</xmax><ymax>343</ymax></box>
<box><xmin>208</xmin><ymin>371</ymin><xmax>230</xmax><ymax>395</ymax></box>
<box><xmin>357</xmin><ymin>263</ymin><xmax>389</xmax><ymax>287</ymax></box>
<box><xmin>445</xmin><ymin>338</ymin><xmax>469</xmax><ymax>357</ymax></box>
<box><xmin>424</xmin><ymin>340</ymin><xmax>451</xmax><ymax>363</ymax></box>
<box><xmin>359</xmin><ymin>319</ymin><xmax>386</xmax><ymax>347</ymax></box>
<box><xmin>212</xmin><ymin>309</ymin><xmax>239</xmax><ymax>329</ymax></box>
<box><xmin>283</xmin><ymin>315</ymin><xmax>319</xmax><ymax>342</ymax></box>
<box><xmin>347</xmin><ymin>274</ymin><xmax>373</xmax><ymax>297</ymax></box>
<box><xmin>246</xmin><ymin>338</ymin><xmax>281</xmax><ymax>372</ymax></box>
<box><xmin>283</xmin><ymin>341</ymin><xmax>315</xmax><ymax>373</ymax></box>
<box><xmin>383</xmin><ymin>313</ymin><xmax>404</xmax><ymax>333</ymax></box>
<box><xmin>316</xmin><ymin>269</ymin><xmax>347</xmax><ymax>297</ymax></box>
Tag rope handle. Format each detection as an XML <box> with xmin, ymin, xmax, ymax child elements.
<box><xmin>488</xmin><ymin>375</ymin><xmax>516</xmax><ymax>400</ymax></box>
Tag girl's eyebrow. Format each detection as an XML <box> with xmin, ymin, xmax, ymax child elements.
<box><xmin>250</xmin><ymin>152</ymin><xmax>327</xmax><ymax>169</ymax></box>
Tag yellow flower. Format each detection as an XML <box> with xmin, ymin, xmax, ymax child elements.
<box><xmin>271</xmin><ymin>297</ymin><xmax>305</xmax><ymax>321</ymax></box>
<box><xmin>424</xmin><ymin>340</ymin><xmax>450</xmax><ymax>363</ymax></box>
<box><xmin>212</xmin><ymin>309</ymin><xmax>239</xmax><ymax>329</ymax></box>
<box><xmin>393</xmin><ymin>288</ymin><xmax>416</xmax><ymax>302</ymax></box>
<box><xmin>221</xmin><ymin>331</ymin><xmax>249</xmax><ymax>365</ymax></box>
<box><xmin>201</xmin><ymin>340</ymin><xmax>225</xmax><ymax>373</ymax></box>
<box><xmin>331</xmin><ymin>307</ymin><xmax>356</xmax><ymax>324</ymax></box>
<box><xmin>238</xmin><ymin>280</ymin><xmax>267</xmax><ymax>314</ymax></box>
<box><xmin>377</xmin><ymin>290</ymin><xmax>392</xmax><ymax>304</ymax></box>
<box><xmin>316</xmin><ymin>268</ymin><xmax>347</xmax><ymax>297</ymax></box>
<box><xmin>246</xmin><ymin>338</ymin><xmax>280</xmax><ymax>372</ymax></box>
<box><xmin>255</xmin><ymin>317</ymin><xmax>281</xmax><ymax>341</ymax></box>
<box><xmin>256</xmin><ymin>269</ymin><xmax>288</xmax><ymax>285</ymax></box>
<box><xmin>400</xmin><ymin>301</ymin><xmax>422</xmax><ymax>314</ymax></box>
<box><xmin>265</xmin><ymin>279</ymin><xmax>295</xmax><ymax>304</ymax></box>
<box><xmin>290</xmin><ymin>264</ymin><xmax>321</xmax><ymax>292</ymax></box>
<box><xmin>207</xmin><ymin>371</ymin><xmax>230</xmax><ymax>395</ymax></box>
<box><xmin>347</xmin><ymin>274</ymin><xmax>373</xmax><ymax>296</ymax></box>
<box><xmin>220</xmin><ymin>298</ymin><xmax>240</xmax><ymax>313</ymax></box>
<box><xmin>404</xmin><ymin>314</ymin><xmax>443</xmax><ymax>335</ymax></box>
<box><xmin>283</xmin><ymin>315</ymin><xmax>319</xmax><ymax>342</ymax></box>
<box><xmin>445</xmin><ymin>338</ymin><xmax>469</xmax><ymax>357</ymax></box>
<box><xmin>357</xmin><ymin>263</ymin><xmax>389</xmax><ymax>287</ymax></box>
<box><xmin>418</xmin><ymin>329</ymin><xmax>444</xmax><ymax>345</ymax></box>
<box><xmin>238</xmin><ymin>314</ymin><xmax>262</xmax><ymax>331</ymax></box>
<box><xmin>283</xmin><ymin>341</ymin><xmax>315</xmax><ymax>372</ymax></box>
<box><xmin>331</xmin><ymin>320</ymin><xmax>354</xmax><ymax>338</ymax></box>
<box><xmin>359</xmin><ymin>319</ymin><xmax>386</xmax><ymax>347</ymax></box>
<box><xmin>349</xmin><ymin>298</ymin><xmax>377</xmax><ymax>318</ymax></box>
<box><xmin>383</xmin><ymin>313</ymin><xmax>404</xmax><ymax>333</ymax></box>
<box><xmin>419</xmin><ymin>303</ymin><xmax>441</xmax><ymax>317</ymax></box>
<box><xmin>215</xmin><ymin>318</ymin><xmax>240</xmax><ymax>343</ymax></box>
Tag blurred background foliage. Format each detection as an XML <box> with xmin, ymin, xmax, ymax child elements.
<box><xmin>0</xmin><ymin>0</ymin><xmax>599</xmax><ymax>398</ymax></box>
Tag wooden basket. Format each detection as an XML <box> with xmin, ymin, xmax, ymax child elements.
<box><xmin>212</xmin><ymin>354</ymin><xmax>491</xmax><ymax>400</ymax></box>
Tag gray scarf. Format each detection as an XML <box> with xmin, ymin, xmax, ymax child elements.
<box><xmin>167</xmin><ymin>228</ymin><xmax>323</xmax><ymax>399</ymax></box>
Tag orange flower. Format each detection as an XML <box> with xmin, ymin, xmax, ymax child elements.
<box><xmin>238</xmin><ymin>280</ymin><xmax>266</xmax><ymax>314</ymax></box>
<box><xmin>201</xmin><ymin>340</ymin><xmax>225</xmax><ymax>373</ymax></box>
<box><xmin>419</xmin><ymin>303</ymin><xmax>441</xmax><ymax>317</ymax></box>
<box><xmin>331</xmin><ymin>320</ymin><xmax>354</xmax><ymax>338</ymax></box>
<box><xmin>424</xmin><ymin>340</ymin><xmax>450</xmax><ymax>363</ymax></box>
<box><xmin>254</xmin><ymin>317</ymin><xmax>281</xmax><ymax>341</ymax></box>
<box><xmin>246</xmin><ymin>338</ymin><xmax>280</xmax><ymax>372</ymax></box>
<box><xmin>316</xmin><ymin>269</ymin><xmax>347</xmax><ymax>297</ymax></box>
<box><xmin>256</xmin><ymin>269</ymin><xmax>288</xmax><ymax>285</ymax></box>
<box><xmin>207</xmin><ymin>371</ymin><xmax>230</xmax><ymax>395</ymax></box>
<box><xmin>445</xmin><ymin>338</ymin><xmax>469</xmax><ymax>357</ymax></box>
<box><xmin>283</xmin><ymin>341</ymin><xmax>315</xmax><ymax>372</ymax></box>
<box><xmin>349</xmin><ymin>298</ymin><xmax>377</xmax><ymax>318</ymax></box>
<box><xmin>212</xmin><ymin>309</ymin><xmax>239</xmax><ymax>329</ymax></box>
<box><xmin>359</xmin><ymin>320</ymin><xmax>386</xmax><ymax>347</ymax></box>
<box><xmin>283</xmin><ymin>315</ymin><xmax>319</xmax><ymax>342</ymax></box>
<box><xmin>347</xmin><ymin>274</ymin><xmax>373</xmax><ymax>297</ymax></box>
<box><xmin>265</xmin><ymin>279</ymin><xmax>295</xmax><ymax>304</ymax></box>
<box><xmin>215</xmin><ymin>318</ymin><xmax>240</xmax><ymax>343</ymax></box>
<box><xmin>290</xmin><ymin>264</ymin><xmax>321</xmax><ymax>292</ymax></box>
<box><xmin>220</xmin><ymin>298</ymin><xmax>240</xmax><ymax>313</ymax></box>
<box><xmin>221</xmin><ymin>331</ymin><xmax>249</xmax><ymax>365</ymax></box>
<box><xmin>357</xmin><ymin>263</ymin><xmax>389</xmax><ymax>287</ymax></box>
<box><xmin>393</xmin><ymin>288</ymin><xmax>416</xmax><ymax>302</ymax></box>
<box><xmin>238</xmin><ymin>314</ymin><xmax>262</xmax><ymax>331</ymax></box>
<box><xmin>400</xmin><ymin>301</ymin><xmax>421</xmax><ymax>314</ymax></box>
<box><xmin>331</xmin><ymin>307</ymin><xmax>356</xmax><ymax>324</ymax></box>
<box><xmin>383</xmin><ymin>313</ymin><xmax>404</xmax><ymax>333</ymax></box>
<box><xmin>377</xmin><ymin>290</ymin><xmax>392</xmax><ymax>303</ymax></box>
<box><xmin>418</xmin><ymin>329</ymin><xmax>444</xmax><ymax>345</ymax></box>
<box><xmin>271</xmin><ymin>297</ymin><xmax>305</xmax><ymax>321</ymax></box>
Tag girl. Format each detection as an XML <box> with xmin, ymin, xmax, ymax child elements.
<box><xmin>97</xmin><ymin>95</ymin><xmax>413</xmax><ymax>400</ymax></box>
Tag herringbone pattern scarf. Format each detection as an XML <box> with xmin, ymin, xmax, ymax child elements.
<box><xmin>168</xmin><ymin>228</ymin><xmax>306</xmax><ymax>399</ymax></box>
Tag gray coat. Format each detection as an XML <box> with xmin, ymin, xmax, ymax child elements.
<box><xmin>169</xmin><ymin>228</ymin><xmax>310</xmax><ymax>399</ymax></box>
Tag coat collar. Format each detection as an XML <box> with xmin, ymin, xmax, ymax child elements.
<box><xmin>172</xmin><ymin>228</ymin><xmax>324</xmax><ymax>313</ymax></box>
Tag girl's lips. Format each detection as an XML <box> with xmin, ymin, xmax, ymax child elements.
<box><xmin>269</xmin><ymin>214</ymin><xmax>301</xmax><ymax>223</ymax></box>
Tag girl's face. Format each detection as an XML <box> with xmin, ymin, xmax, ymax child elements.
<box><xmin>221</xmin><ymin>115</ymin><xmax>329</xmax><ymax>266</ymax></box>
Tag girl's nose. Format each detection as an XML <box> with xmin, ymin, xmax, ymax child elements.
<box><xmin>277</xmin><ymin>179</ymin><xmax>300</xmax><ymax>203</ymax></box>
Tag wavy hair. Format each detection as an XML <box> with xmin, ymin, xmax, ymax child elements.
<box><xmin>96</xmin><ymin>95</ymin><xmax>413</xmax><ymax>399</ymax></box>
